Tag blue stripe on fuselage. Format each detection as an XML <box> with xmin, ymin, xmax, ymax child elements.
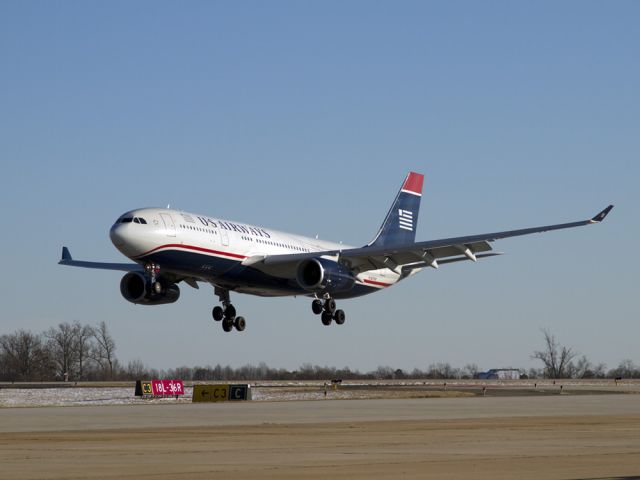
<box><xmin>139</xmin><ymin>248</ymin><xmax>380</xmax><ymax>299</ymax></box>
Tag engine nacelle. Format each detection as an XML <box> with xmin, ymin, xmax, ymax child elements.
<box><xmin>119</xmin><ymin>272</ymin><xmax>180</xmax><ymax>305</ymax></box>
<box><xmin>296</xmin><ymin>258</ymin><xmax>356</xmax><ymax>294</ymax></box>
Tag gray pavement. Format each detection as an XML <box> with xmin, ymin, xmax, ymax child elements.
<box><xmin>1</xmin><ymin>394</ymin><xmax>639</xmax><ymax>433</ymax></box>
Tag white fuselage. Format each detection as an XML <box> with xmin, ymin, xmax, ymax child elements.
<box><xmin>110</xmin><ymin>207</ymin><xmax>404</xmax><ymax>297</ymax></box>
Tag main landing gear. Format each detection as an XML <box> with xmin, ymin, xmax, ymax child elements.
<box><xmin>212</xmin><ymin>287</ymin><xmax>246</xmax><ymax>333</ymax></box>
<box><xmin>311</xmin><ymin>296</ymin><xmax>346</xmax><ymax>326</ymax></box>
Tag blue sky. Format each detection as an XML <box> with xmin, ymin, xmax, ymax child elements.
<box><xmin>1</xmin><ymin>1</ymin><xmax>638</xmax><ymax>372</ymax></box>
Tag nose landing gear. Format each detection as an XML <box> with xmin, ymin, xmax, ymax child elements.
<box><xmin>312</xmin><ymin>296</ymin><xmax>346</xmax><ymax>326</ymax></box>
<box><xmin>145</xmin><ymin>263</ymin><xmax>163</xmax><ymax>294</ymax></box>
<box><xmin>212</xmin><ymin>287</ymin><xmax>246</xmax><ymax>333</ymax></box>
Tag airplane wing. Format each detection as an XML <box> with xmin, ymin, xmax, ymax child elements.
<box><xmin>58</xmin><ymin>247</ymin><xmax>201</xmax><ymax>289</ymax></box>
<box><xmin>58</xmin><ymin>247</ymin><xmax>144</xmax><ymax>272</ymax></box>
<box><xmin>249</xmin><ymin>205</ymin><xmax>614</xmax><ymax>277</ymax></box>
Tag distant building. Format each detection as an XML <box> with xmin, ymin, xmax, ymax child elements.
<box><xmin>475</xmin><ymin>369</ymin><xmax>521</xmax><ymax>380</ymax></box>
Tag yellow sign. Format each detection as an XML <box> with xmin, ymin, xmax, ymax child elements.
<box><xmin>141</xmin><ymin>382</ymin><xmax>153</xmax><ymax>395</ymax></box>
<box><xmin>192</xmin><ymin>384</ymin><xmax>251</xmax><ymax>402</ymax></box>
<box><xmin>193</xmin><ymin>384</ymin><xmax>229</xmax><ymax>403</ymax></box>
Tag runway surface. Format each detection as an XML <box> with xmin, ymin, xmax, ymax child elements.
<box><xmin>1</xmin><ymin>394</ymin><xmax>640</xmax><ymax>432</ymax></box>
<box><xmin>1</xmin><ymin>395</ymin><xmax>639</xmax><ymax>479</ymax></box>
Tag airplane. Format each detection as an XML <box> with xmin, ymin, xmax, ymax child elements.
<box><xmin>60</xmin><ymin>172</ymin><xmax>613</xmax><ymax>333</ymax></box>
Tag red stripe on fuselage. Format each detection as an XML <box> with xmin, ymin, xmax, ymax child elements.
<box><xmin>362</xmin><ymin>279</ymin><xmax>392</xmax><ymax>287</ymax></box>
<box><xmin>135</xmin><ymin>244</ymin><xmax>248</xmax><ymax>260</ymax></box>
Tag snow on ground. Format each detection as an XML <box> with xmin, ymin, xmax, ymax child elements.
<box><xmin>0</xmin><ymin>387</ymin><xmax>188</xmax><ymax>407</ymax></box>
<box><xmin>1</xmin><ymin>380</ymin><xmax>636</xmax><ymax>408</ymax></box>
<box><xmin>0</xmin><ymin>386</ymin><xmax>340</xmax><ymax>407</ymax></box>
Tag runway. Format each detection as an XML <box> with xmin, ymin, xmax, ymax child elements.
<box><xmin>1</xmin><ymin>394</ymin><xmax>640</xmax><ymax>479</ymax></box>
<box><xmin>1</xmin><ymin>394</ymin><xmax>640</xmax><ymax>433</ymax></box>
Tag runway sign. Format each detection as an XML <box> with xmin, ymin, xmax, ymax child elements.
<box><xmin>152</xmin><ymin>380</ymin><xmax>184</xmax><ymax>396</ymax></box>
<box><xmin>141</xmin><ymin>381</ymin><xmax>153</xmax><ymax>395</ymax></box>
<box><xmin>229</xmin><ymin>384</ymin><xmax>251</xmax><ymax>401</ymax></box>
<box><xmin>192</xmin><ymin>384</ymin><xmax>251</xmax><ymax>402</ymax></box>
<box><xmin>193</xmin><ymin>384</ymin><xmax>228</xmax><ymax>402</ymax></box>
<box><xmin>135</xmin><ymin>379</ymin><xmax>184</xmax><ymax>397</ymax></box>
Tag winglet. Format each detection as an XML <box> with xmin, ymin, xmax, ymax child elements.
<box><xmin>61</xmin><ymin>246</ymin><xmax>72</xmax><ymax>263</ymax></box>
<box><xmin>590</xmin><ymin>205</ymin><xmax>614</xmax><ymax>223</ymax></box>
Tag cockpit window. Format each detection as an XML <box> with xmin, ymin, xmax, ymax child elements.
<box><xmin>116</xmin><ymin>216</ymin><xmax>146</xmax><ymax>225</ymax></box>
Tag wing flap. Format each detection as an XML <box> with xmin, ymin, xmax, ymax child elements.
<box><xmin>401</xmin><ymin>252</ymin><xmax>503</xmax><ymax>272</ymax></box>
<box><xmin>337</xmin><ymin>240</ymin><xmax>493</xmax><ymax>273</ymax></box>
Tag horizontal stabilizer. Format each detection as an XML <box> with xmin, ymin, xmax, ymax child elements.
<box><xmin>59</xmin><ymin>246</ymin><xmax>143</xmax><ymax>272</ymax></box>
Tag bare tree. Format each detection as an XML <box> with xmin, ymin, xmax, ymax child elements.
<box><xmin>45</xmin><ymin>322</ymin><xmax>80</xmax><ymax>381</ymax></box>
<box><xmin>609</xmin><ymin>359</ymin><xmax>640</xmax><ymax>379</ymax></box>
<box><xmin>90</xmin><ymin>321</ymin><xmax>116</xmax><ymax>380</ymax></box>
<box><xmin>0</xmin><ymin>330</ymin><xmax>51</xmax><ymax>381</ymax></box>
<box><xmin>427</xmin><ymin>362</ymin><xmax>460</xmax><ymax>379</ymax></box>
<box><xmin>566</xmin><ymin>355</ymin><xmax>605</xmax><ymax>379</ymax></box>
<box><xmin>526</xmin><ymin>367</ymin><xmax>542</xmax><ymax>379</ymax></box>
<box><xmin>374</xmin><ymin>366</ymin><xmax>395</xmax><ymax>380</ymax></box>
<box><xmin>125</xmin><ymin>358</ymin><xmax>149</xmax><ymax>379</ymax></box>
<box><xmin>74</xmin><ymin>322</ymin><xmax>94</xmax><ymax>380</ymax></box>
<box><xmin>532</xmin><ymin>329</ymin><xmax>577</xmax><ymax>378</ymax></box>
<box><xmin>462</xmin><ymin>363</ymin><xmax>480</xmax><ymax>379</ymax></box>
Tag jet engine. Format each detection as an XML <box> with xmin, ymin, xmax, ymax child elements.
<box><xmin>119</xmin><ymin>271</ymin><xmax>180</xmax><ymax>305</ymax></box>
<box><xmin>296</xmin><ymin>258</ymin><xmax>355</xmax><ymax>294</ymax></box>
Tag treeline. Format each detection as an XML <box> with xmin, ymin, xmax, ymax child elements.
<box><xmin>2</xmin><ymin>325</ymin><xmax>640</xmax><ymax>382</ymax></box>
<box><xmin>163</xmin><ymin>363</ymin><xmax>481</xmax><ymax>382</ymax></box>
<box><xmin>158</xmin><ymin>360</ymin><xmax>640</xmax><ymax>382</ymax></box>
<box><xmin>529</xmin><ymin>329</ymin><xmax>640</xmax><ymax>380</ymax></box>
<box><xmin>0</xmin><ymin>322</ymin><xmax>121</xmax><ymax>382</ymax></box>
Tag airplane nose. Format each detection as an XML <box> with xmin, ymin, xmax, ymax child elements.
<box><xmin>109</xmin><ymin>224</ymin><xmax>127</xmax><ymax>248</ymax></box>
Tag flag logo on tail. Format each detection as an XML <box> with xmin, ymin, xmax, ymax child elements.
<box><xmin>398</xmin><ymin>209</ymin><xmax>413</xmax><ymax>231</ymax></box>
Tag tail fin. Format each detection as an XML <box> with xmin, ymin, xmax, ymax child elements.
<box><xmin>367</xmin><ymin>172</ymin><xmax>424</xmax><ymax>248</ymax></box>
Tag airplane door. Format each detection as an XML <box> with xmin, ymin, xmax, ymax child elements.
<box><xmin>221</xmin><ymin>230</ymin><xmax>229</xmax><ymax>246</ymax></box>
<box><xmin>160</xmin><ymin>213</ymin><xmax>176</xmax><ymax>237</ymax></box>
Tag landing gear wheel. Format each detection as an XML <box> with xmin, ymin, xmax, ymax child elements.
<box><xmin>222</xmin><ymin>319</ymin><xmax>234</xmax><ymax>332</ymax></box>
<box><xmin>321</xmin><ymin>311</ymin><xmax>333</xmax><ymax>326</ymax></box>
<box><xmin>214</xmin><ymin>287</ymin><xmax>242</xmax><ymax>332</ymax></box>
<box><xmin>324</xmin><ymin>298</ymin><xmax>337</xmax><ymax>315</ymax></box>
<box><xmin>224</xmin><ymin>304</ymin><xmax>236</xmax><ymax>319</ymax></box>
<box><xmin>334</xmin><ymin>309</ymin><xmax>346</xmax><ymax>325</ymax></box>
<box><xmin>311</xmin><ymin>299</ymin><xmax>323</xmax><ymax>315</ymax></box>
<box><xmin>234</xmin><ymin>316</ymin><xmax>246</xmax><ymax>332</ymax></box>
<box><xmin>212</xmin><ymin>306</ymin><xmax>224</xmax><ymax>321</ymax></box>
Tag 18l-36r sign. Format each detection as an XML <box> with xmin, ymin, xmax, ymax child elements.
<box><xmin>135</xmin><ymin>379</ymin><xmax>184</xmax><ymax>398</ymax></box>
